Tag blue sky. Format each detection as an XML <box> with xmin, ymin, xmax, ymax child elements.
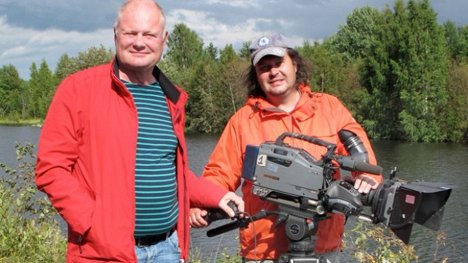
<box><xmin>1</xmin><ymin>0</ymin><xmax>466</xmax><ymax>79</ymax></box>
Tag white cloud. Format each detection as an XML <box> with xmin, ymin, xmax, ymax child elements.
<box><xmin>0</xmin><ymin>16</ymin><xmax>114</xmax><ymax>79</ymax></box>
<box><xmin>203</xmin><ymin>0</ymin><xmax>261</xmax><ymax>8</ymax></box>
<box><xmin>166</xmin><ymin>8</ymin><xmax>311</xmax><ymax>49</ymax></box>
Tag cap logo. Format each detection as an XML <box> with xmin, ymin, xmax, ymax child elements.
<box><xmin>258</xmin><ymin>37</ymin><xmax>270</xmax><ymax>47</ymax></box>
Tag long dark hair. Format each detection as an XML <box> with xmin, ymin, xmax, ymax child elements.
<box><xmin>244</xmin><ymin>48</ymin><xmax>311</xmax><ymax>98</ymax></box>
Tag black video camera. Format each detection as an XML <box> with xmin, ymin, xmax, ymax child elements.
<box><xmin>238</xmin><ymin>131</ymin><xmax>452</xmax><ymax>244</ymax></box>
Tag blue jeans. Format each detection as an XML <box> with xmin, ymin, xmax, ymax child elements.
<box><xmin>135</xmin><ymin>231</ymin><xmax>181</xmax><ymax>263</ymax></box>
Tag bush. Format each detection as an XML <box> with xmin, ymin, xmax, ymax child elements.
<box><xmin>344</xmin><ymin>220</ymin><xmax>418</xmax><ymax>263</ymax></box>
<box><xmin>0</xmin><ymin>143</ymin><xmax>66</xmax><ymax>262</ymax></box>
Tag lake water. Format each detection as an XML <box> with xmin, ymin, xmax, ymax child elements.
<box><xmin>1</xmin><ymin>126</ymin><xmax>467</xmax><ymax>262</ymax></box>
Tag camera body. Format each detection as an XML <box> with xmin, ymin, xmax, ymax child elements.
<box><xmin>242</xmin><ymin>142</ymin><xmax>326</xmax><ymax>216</ymax></box>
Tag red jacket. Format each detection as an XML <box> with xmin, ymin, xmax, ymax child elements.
<box><xmin>203</xmin><ymin>84</ymin><xmax>382</xmax><ymax>259</ymax></box>
<box><xmin>35</xmin><ymin>61</ymin><xmax>226</xmax><ymax>262</ymax></box>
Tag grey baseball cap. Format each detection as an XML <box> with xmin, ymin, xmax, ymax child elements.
<box><xmin>249</xmin><ymin>34</ymin><xmax>290</xmax><ymax>66</ymax></box>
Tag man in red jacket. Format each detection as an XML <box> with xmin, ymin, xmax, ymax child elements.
<box><xmin>35</xmin><ymin>0</ymin><xmax>243</xmax><ymax>262</ymax></box>
<box><xmin>190</xmin><ymin>34</ymin><xmax>383</xmax><ymax>262</ymax></box>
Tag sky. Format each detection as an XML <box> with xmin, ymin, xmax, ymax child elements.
<box><xmin>1</xmin><ymin>0</ymin><xmax>467</xmax><ymax>79</ymax></box>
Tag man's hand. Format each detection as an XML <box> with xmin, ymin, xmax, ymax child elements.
<box><xmin>189</xmin><ymin>208</ymin><xmax>209</xmax><ymax>228</ymax></box>
<box><xmin>218</xmin><ymin>192</ymin><xmax>244</xmax><ymax>218</ymax></box>
<box><xmin>354</xmin><ymin>174</ymin><xmax>381</xmax><ymax>193</ymax></box>
<box><xmin>189</xmin><ymin>192</ymin><xmax>244</xmax><ymax>228</ymax></box>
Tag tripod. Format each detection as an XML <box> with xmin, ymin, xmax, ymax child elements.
<box><xmin>206</xmin><ymin>204</ymin><xmax>328</xmax><ymax>263</ymax></box>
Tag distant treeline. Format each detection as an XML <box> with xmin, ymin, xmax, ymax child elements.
<box><xmin>0</xmin><ymin>0</ymin><xmax>466</xmax><ymax>142</ymax></box>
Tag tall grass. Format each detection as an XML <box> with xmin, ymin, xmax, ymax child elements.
<box><xmin>0</xmin><ymin>143</ymin><xmax>66</xmax><ymax>262</ymax></box>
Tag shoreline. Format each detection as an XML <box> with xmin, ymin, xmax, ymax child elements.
<box><xmin>0</xmin><ymin>119</ymin><xmax>43</xmax><ymax>127</ymax></box>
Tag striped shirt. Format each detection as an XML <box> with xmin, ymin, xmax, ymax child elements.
<box><xmin>125</xmin><ymin>81</ymin><xmax>179</xmax><ymax>237</ymax></box>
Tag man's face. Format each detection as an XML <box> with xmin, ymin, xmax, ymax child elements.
<box><xmin>114</xmin><ymin>2</ymin><xmax>167</xmax><ymax>72</ymax></box>
<box><xmin>255</xmin><ymin>53</ymin><xmax>297</xmax><ymax>100</ymax></box>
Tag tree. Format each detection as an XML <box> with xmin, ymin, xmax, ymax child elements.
<box><xmin>75</xmin><ymin>45</ymin><xmax>114</xmax><ymax>70</ymax></box>
<box><xmin>165</xmin><ymin>23</ymin><xmax>204</xmax><ymax>70</ymax></box>
<box><xmin>28</xmin><ymin>60</ymin><xmax>57</xmax><ymax>119</ymax></box>
<box><xmin>394</xmin><ymin>0</ymin><xmax>449</xmax><ymax>142</ymax></box>
<box><xmin>460</xmin><ymin>26</ymin><xmax>468</xmax><ymax>64</ymax></box>
<box><xmin>331</xmin><ymin>6</ymin><xmax>384</xmax><ymax>61</ymax></box>
<box><xmin>185</xmin><ymin>55</ymin><xmax>222</xmax><ymax>133</ymax></box>
<box><xmin>442</xmin><ymin>63</ymin><xmax>468</xmax><ymax>142</ymax></box>
<box><xmin>239</xmin><ymin>41</ymin><xmax>251</xmax><ymax>60</ymax></box>
<box><xmin>298</xmin><ymin>41</ymin><xmax>367</xmax><ymax>120</ymax></box>
<box><xmin>443</xmin><ymin>22</ymin><xmax>468</xmax><ymax>64</ymax></box>
<box><xmin>205</xmin><ymin>42</ymin><xmax>218</xmax><ymax>61</ymax></box>
<box><xmin>0</xmin><ymin>65</ymin><xmax>24</xmax><ymax>119</ymax></box>
<box><xmin>55</xmin><ymin>54</ymin><xmax>79</xmax><ymax>82</ymax></box>
<box><xmin>163</xmin><ymin>23</ymin><xmax>204</xmax><ymax>92</ymax></box>
<box><xmin>218</xmin><ymin>45</ymin><xmax>248</xmax><ymax>123</ymax></box>
<box><xmin>55</xmin><ymin>45</ymin><xmax>113</xmax><ymax>82</ymax></box>
<box><xmin>330</xmin><ymin>0</ymin><xmax>450</xmax><ymax>142</ymax></box>
<box><xmin>329</xmin><ymin>5</ymin><xmax>396</xmax><ymax>139</ymax></box>
<box><xmin>219</xmin><ymin>44</ymin><xmax>236</xmax><ymax>65</ymax></box>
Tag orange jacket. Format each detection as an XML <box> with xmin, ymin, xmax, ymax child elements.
<box><xmin>202</xmin><ymin>84</ymin><xmax>381</xmax><ymax>260</ymax></box>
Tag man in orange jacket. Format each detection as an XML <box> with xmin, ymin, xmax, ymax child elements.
<box><xmin>190</xmin><ymin>34</ymin><xmax>383</xmax><ymax>262</ymax></box>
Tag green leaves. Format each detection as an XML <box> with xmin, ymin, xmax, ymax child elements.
<box><xmin>329</xmin><ymin>0</ymin><xmax>460</xmax><ymax>142</ymax></box>
<box><xmin>0</xmin><ymin>144</ymin><xmax>66</xmax><ymax>262</ymax></box>
<box><xmin>346</xmin><ymin>221</ymin><xmax>418</xmax><ymax>263</ymax></box>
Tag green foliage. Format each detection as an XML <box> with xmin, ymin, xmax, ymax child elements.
<box><xmin>184</xmin><ymin>47</ymin><xmax>246</xmax><ymax>134</ymax></box>
<box><xmin>239</xmin><ymin>41</ymin><xmax>251</xmax><ymax>60</ymax></box>
<box><xmin>0</xmin><ymin>45</ymin><xmax>113</xmax><ymax>123</ymax></box>
<box><xmin>163</xmin><ymin>25</ymin><xmax>248</xmax><ymax>134</ymax></box>
<box><xmin>442</xmin><ymin>63</ymin><xmax>468</xmax><ymax>142</ymax></box>
<box><xmin>393</xmin><ymin>0</ymin><xmax>449</xmax><ymax>142</ymax></box>
<box><xmin>329</xmin><ymin>0</ymin><xmax>456</xmax><ymax>142</ymax></box>
<box><xmin>165</xmin><ymin>23</ymin><xmax>204</xmax><ymax>71</ymax></box>
<box><xmin>28</xmin><ymin>60</ymin><xmax>58</xmax><ymax>119</ymax></box>
<box><xmin>55</xmin><ymin>54</ymin><xmax>77</xmax><ymax>82</ymax></box>
<box><xmin>331</xmin><ymin>6</ymin><xmax>383</xmax><ymax>61</ymax></box>
<box><xmin>186</xmin><ymin>54</ymin><xmax>223</xmax><ymax>133</ymax></box>
<box><xmin>55</xmin><ymin>45</ymin><xmax>113</xmax><ymax>82</ymax></box>
<box><xmin>443</xmin><ymin>22</ymin><xmax>468</xmax><ymax>64</ymax></box>
<box><xmin>0</xmin><ymin>144</ymin><xmax>66</xmax><ymax>262</ymax></box>
<box><xmin>216</xmin><ymin>45</ymin><xmax>249</xmax><ymax>124</ymax></box>
<box><xmin>329</xmin><ymin>4</ymin><xmax>398</xmax><ymax>139</ymax></box>
<box><xmin>0</xmin><ymin>65</ymin><xmax>26</xmax><ymax>120</ymax></box>
<box><xmin>205</xmin><ymin>42</ymin><xmax>219</xmax><ymax>61</ymax></box>
<box><xmin>298</xmin><ymin>41</ymin><xmax>368</xmax><ymax>118</ymax></box>
<box><xmin>345</xmin><ymin>221</ymin><xmax>418</xmax><ymax>263</ymax></box>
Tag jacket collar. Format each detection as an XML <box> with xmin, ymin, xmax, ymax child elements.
<box><xmin>247</xmin><ymin>84</ymin><xmax>314</xmax><ymax>112</ymax></box>
<box><xmin>112</xmin><ymin>58</ymin><xmax>181</xmax><ymax>104</ymax></box>
<box><xmin>245</xmin><ymin>84</ymin><xmax>318</xmax><ymax>122</ymax></box>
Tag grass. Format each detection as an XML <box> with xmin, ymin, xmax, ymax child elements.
<box><xmin>0</xmin><ymin>118</ymin><xmax>42</xmax><ymax>126</ymax></box>
<box><xmin>0</xmin><ymin>143</ymin><xmax>66</xmax><ymax>262</ymax></box>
